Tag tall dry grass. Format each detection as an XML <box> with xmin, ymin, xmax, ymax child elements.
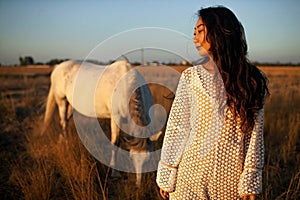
<box><xmin>1</xmin><ymin>79</ymin><xmax>160</xmax><ymax>199</ymax></box>
<box><xmin>259</xmin><ymin>66</ymin><xmax>300</xmax><ymax>199</ymax></box>
<box><xmin>0</xmin><ymin>66</ymin><xmax>299</xmax><ymax>199</ymax></box>
<box><xmin>0</xmin><ymin>73</ymin><xmax>108</xmax><ymax>199</ymax></box>
<box><xmin>6</xmin><ymin>103</ymin><xmax>110</xmax><ymax>200</ymax></box>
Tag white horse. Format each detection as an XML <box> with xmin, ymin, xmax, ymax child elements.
<box><xmin>42</xmin><ymin>60</ymin><xmax>162</xmax><ymax>187</ymax></box>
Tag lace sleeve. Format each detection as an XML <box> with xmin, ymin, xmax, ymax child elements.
<box><xmin>156</xmin><ymin>70</ymin><xmax>192</xmax><ymax>192</ymax></box>
<box><xmin>238</xmin><ymin>108</ymin><xmax>265</xmax><ymax>196</ymax></box>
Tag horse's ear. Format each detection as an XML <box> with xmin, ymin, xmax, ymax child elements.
<box><xmin>121</xmin><ymin>55</ymin><xmax>129</xmax><ymax>63</ymax></box>
<box><xmin>149</xmin><ymin>131</ymin><xmax>163</xmax><ymax>141</ymax></box>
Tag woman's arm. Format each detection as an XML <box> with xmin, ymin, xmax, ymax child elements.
<box><xmin>238</xmin><ymin>108</ymin><xmax>265</xmax><ymax>196</ymax></box>
<box><xmin>156</xmin><ymin>70</ymin><xmax>192</xmax><ymax>192</ymax></box>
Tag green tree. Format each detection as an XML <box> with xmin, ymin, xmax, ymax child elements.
<box><xmin>19</xmin><ymin>56</ymin><xmax>34</xmax><ymax>65</ymax></box>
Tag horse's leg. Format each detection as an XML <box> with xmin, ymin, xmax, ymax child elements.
<box><xmin>56</xmin><ymin>97</ymin><xmax>68</xmax><ymax>136</ymax></box>
<box><xmin>130</xmin><ymin>150</ymin><xmax>150</xmax><ymax>188</ymax></box>
<box><xmin>110</xmin><ymin>118</ymin><xmax>121</xmax><ymax>178</ymax></box>
<box><xmin>67</xmin><ymin>103</ymin><xmax>73</xmax><ymax>121</ymax></box>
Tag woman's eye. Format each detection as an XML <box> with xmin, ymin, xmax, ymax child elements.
<box><xmin>198</xmin><ymin>30</ymin><xmax>203</xmax><ymax>33</ymax></box>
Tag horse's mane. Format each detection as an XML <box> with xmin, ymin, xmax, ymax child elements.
<box><xmin>128</xmin><ymin>84</ymin><xmax>151</xmax><ymax>127</ymax></box>
<box><xmin>119</xmin><ymin>86</ymin><xmax>152</xmax><ymax>151</ymax></box>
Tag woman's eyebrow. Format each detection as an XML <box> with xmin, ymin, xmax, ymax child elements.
<box><xmin>194</xmin><ymin>24</ymin><xmax>204</xmax><ymax>30</ymax></box>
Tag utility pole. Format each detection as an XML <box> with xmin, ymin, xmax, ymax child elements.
<box><xmin>141</xmin><ymin>48</ymin><xmax>144</xmax><ymax>66</ymax></box>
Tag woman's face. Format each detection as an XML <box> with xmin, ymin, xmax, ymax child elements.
<box><xmin>193</xmin><ymin>18</ymin><xmax>211</xmax><ymax>57</ymax></box>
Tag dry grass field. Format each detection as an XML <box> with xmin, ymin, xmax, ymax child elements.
<box><xmin>0</xmin><ymin>64</ymin><xmax>299</xmax><ymax>199</ymax></box>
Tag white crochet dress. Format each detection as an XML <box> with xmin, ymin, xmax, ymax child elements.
<box><xmin>156</xmin><ymin>65</ymin><xmax>264</xmax><ymax>199</ymax></box>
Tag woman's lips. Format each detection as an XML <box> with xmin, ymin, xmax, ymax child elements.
<box><xmin>194</xmin><ymin>43</ymin><xmax>201</xmax><ymax>50</ymax></box>
<box><xmin>196</xmin><ymin>46</ymin><xmax>202</xmax><ymax>50</ymax></box>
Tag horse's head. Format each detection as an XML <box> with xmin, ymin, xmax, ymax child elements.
<box><xmin>117</xmin><ymin>77</ymin><xmax>163</xmax><ymax>187</ymax></box>
<box><xmin>109</xmin><ymin>61</ymin><xmax>165</xmax><ymax>187</ymax></box>
<box><xmin>121</xmin><ymin>131</ymin><xmax>162</xmax><ymax>187</ymax></box>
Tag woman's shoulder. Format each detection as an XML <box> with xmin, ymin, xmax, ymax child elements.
<box><xmin>181</xmin><ymin>65</ymin><xmax>203</xmax><ymax>76</ymax></box>
<box><xmin>182</xmin><ymin>64</ymin><xmax>216</xmax><ymax>82</ymax></box>
<box><xmin>179</xmin><ymin>66</ymin><xmax>201</xmax><ymax>81</ymax></box>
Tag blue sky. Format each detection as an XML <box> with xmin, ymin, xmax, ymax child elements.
<box><xmin>0</xmin><ymin>0</ymin><xmax>300</xmax><ymax>65</ymax></box>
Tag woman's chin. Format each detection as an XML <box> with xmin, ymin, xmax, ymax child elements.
<box><xmin>198</xmin><ymin>50</ymin><xmax>209</xmax><ymax>57</ymax></box>
<box><xmin>195</xmin><ymin>47</ymin><xmax>207</xmax><ymax>56</ymax></box>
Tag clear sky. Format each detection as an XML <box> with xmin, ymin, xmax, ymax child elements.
<box><xmin>0</xmin><ymin>0</ymin><xmax>300</xmax><ymax>65</ymax></box>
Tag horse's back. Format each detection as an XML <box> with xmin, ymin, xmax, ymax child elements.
<box><xmin>94</xmin><ymin>60</ymin><xmax>133</xmax><ymax>118</ymax></box>
<box><xmin>49</xmin><ymin>60</ymin><xmax>152</xmax><ymax>121</ymax></box>
<box><xmin>51</xmin><ymin>60</ymin><xmax>130</xmax><ymax>118</ymax></box>
<box><xmin>51</xmin><ymin>60</ymin><xmax>80</xmax><ymax>77</ymax></box>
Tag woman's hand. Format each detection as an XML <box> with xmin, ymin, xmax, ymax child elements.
<box><xmin>242</xmin><ymin>194</ymin><xmax>256</xmax><ymax>200</ymax></box>
<box><xmin>159</xmin><ymin>188</ymin><xmax>169</xmax><ymax>199</ymax></box>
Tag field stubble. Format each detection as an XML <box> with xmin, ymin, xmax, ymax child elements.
<box><xmin>0</xmin><ymin>65</ymin><xmax>299</xmax><ymax>199</ymax></box>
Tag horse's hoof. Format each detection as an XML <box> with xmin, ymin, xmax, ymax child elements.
<box><xmin>110</xmin><ymin>169</ymin><xmax>121</xmax><ymax>178</ymax></box>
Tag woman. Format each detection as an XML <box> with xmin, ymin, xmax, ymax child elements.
<box><xmin>156</xmin><ymin>6</ymin><xmax>269</xmax><ymax>200</ymax></box>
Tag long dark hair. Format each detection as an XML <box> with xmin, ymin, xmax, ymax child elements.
<box><xmin>198</xmin><ymin>6</ymin><xmax>269</xmax><ymax>133</ymax></box>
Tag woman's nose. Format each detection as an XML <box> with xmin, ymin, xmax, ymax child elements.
<box><xmin>193</xmin><ymin>37</ymin><xmax>197</xmax><ymax>43</ymax></box>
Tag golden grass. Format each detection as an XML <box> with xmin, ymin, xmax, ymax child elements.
<box><xmin>257</xmin><ymin>66</ymin><xmax>300</xmax><ymax>199</ymax></box>
<box><xmin>0</xmin><ymin>65</ymin><xmax>299</xmax><ymax>199</ymax></box>
<box><xmin>0</xmin><ymin>65</ymin><xmax>53</xmax><ymax>76</ymax></box>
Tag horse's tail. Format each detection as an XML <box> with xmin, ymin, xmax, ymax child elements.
<box><xmin>41</xmin><ymin>85</ymin><xmax>56</xmax><ymax>135</ymax></box>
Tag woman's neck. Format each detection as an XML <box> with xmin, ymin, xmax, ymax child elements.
<box><xmin>202</xmin><ymin>56</ymin><xmax>218</xmax><ymax>75</ymax></box>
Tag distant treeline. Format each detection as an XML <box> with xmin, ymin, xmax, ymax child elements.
<box><xmin>252</xmin><ymin>61</ymin><xmax>300</xmax><ymax>66</ymax></box>
<box><xmin>4</xmin><ymin>56</ymin><xmax>192</xmax><ymax>67</ymax></box>
<box><xmin>1</xmin><ymin>56</ymin><xmax>300</xmax><ymax>67</ymax></box>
